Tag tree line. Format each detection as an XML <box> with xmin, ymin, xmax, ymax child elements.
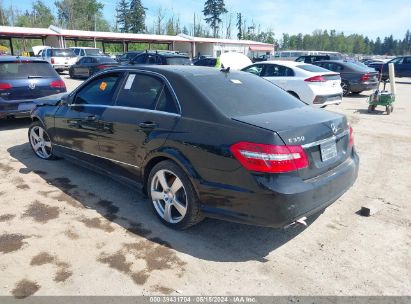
<box><xmin>0</xmin><ymin>0</ymin><xmax>410</xmax><ymax>55</ymax></box>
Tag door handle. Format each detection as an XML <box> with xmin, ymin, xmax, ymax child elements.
<box><xmin>139</xmin><ymin>121</ymin><xmax>158</xmax><ymax>129</ymax></box>
<box><xmin>84</xmin><ymin>115</ymin><xmax>98</xmax><ymax>121</ymax></box>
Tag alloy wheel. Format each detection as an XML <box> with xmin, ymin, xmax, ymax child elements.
<box><xmin>150</xmin><ymin>169</ymin><xmax>187</xmax><ymax>224</ymax></box>
<box><xmin>29</xmin><ymin>126</ymin><xmax>52</xmax><ymax>159</ymax></box>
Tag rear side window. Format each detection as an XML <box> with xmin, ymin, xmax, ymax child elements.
<box><xmin>0</xmin><ymin>62</ymin><xmax>59</xmax><ymax>79</ymax></box>
<box><xmin>190</xmin><ymin>72</ymin><xmax>305</xmax><ymax>117</ymax></box>
<box><xmin>298</xmin><ymin>64</ymin><xmax>331</xmax><ymax>73</ymax></box>
<box><xmin>116</xmin><ymin>73</ymin><xmax>164</xmax><ymax>110</ymax></box>
<box><xmin>261</xmin><ymin>64</ymin><xmax>294</xmax><ymax>77</ymax></box>
<box><xmin>74</xmin><ymin>73</ymin><xmax>121</xmax><ymax>105</ymax></box>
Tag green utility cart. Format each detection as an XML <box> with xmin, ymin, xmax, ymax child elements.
<box><xmin>367</xmin><ymin>81</ymin><xmax>396</xmax><ymax>115</ymax></box>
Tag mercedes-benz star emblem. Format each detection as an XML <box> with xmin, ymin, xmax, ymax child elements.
<box><xmin>331</xmin><ymin>123</ymin><xmax>338</xmax><ymax>134</ymax></box>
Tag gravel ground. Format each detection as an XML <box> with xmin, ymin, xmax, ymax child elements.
<box><xmin>0</xmin><ymin>72</ymin><xmax>410</xmax><ymax>297</ymax></box>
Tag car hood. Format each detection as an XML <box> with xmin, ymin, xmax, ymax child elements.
<box><xmin>34</xmin><ymin>92</ymin><xmax>68</xmax><ymax>106</ymax></box>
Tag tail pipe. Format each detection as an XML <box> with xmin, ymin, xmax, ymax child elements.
<box><xmin>284</xmin><ymin>216</ymin><xmax>308</xmax><ymax>229</ymax></box>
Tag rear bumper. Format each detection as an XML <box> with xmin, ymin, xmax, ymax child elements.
<box><xmin>350</xmin><ymin>82</ymin><xmax>378</xmax><ymax>92</ymax></box>
<box><xmin>0</xmin><ymin>100</ymin><xmax>36</xmax><ymax>119</ymax></box>
<box><xmin>312</xmin><ymin>93</ymin><xmax>343</xmax><ymax>106</ymax></box>
<box><xmin>53</xmin><ymin>65</ymin><xmax>72</xmax><ymax>70</ymax></box>
<box><xmin>198</xmin><ymin>151</ymin><xmax>359</xmax><ymax>228</ymax></box>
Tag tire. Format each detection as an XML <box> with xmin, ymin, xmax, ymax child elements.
<box><xmin>147</xmin><ymin>160</ymin><xmax>204</xmax><ymax>229</ymax></box>
<box><xmin>341</xmin><ymin>81</ymin><xmax>350</xmax><ymax>96</ymax></box>
<box><xmin>69</xmin><ymin>68</ymin><xmax>75</xmax><ymax>79</ymax></box>
<box><xmin>390</xmin><ymin>105</ymin><xmax>394</xmax><ymax>113</ymax></box>
<box><xmin>28</xmin><ymin>121</ymin><xmax>56</xmax><ymax>160</ymax></box>
<box><xmin>386</xmin><ymin>105</ymin><xmax>391</xmax><ymax>115</ymax></box>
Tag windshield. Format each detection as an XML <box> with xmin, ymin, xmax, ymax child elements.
<box><xmin>189</xmin><ymin>72</ymin><xmax>305</xmax><ymax>117</ymax></box>
<box><xmin>166</xmin><ymin>57</ymin><xmax>192</xmax><ymax>65</ymax></box>
<box><xmin>0</xmin><ymin>62</ymin><xmax>58</xmax><ymax>79</ymax></box>
<box><xmin>51</xmin><ymin>49</ymin><xmax>76</xmax><ymax>57</ymax></box>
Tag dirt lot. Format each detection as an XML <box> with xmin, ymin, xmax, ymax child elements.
<box><xmin>0</xmin><ymin>73</ymin><xmax>410</xmax><ymax>297</ymax></box>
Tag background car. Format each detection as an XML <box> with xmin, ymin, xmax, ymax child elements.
<box><xmin>69</xmin><ymin>47</ymin><xmax>106</xmax><ymax>59</ymax></box>
<box><xmin>242</xmin><ymin>61</ymin><xmax>343</xmax><ymax>107</ymax></box>
<box><xmin>129</xmin><ymin>51</ymin><xmax>192</xmax><ymax>65</ymax></box>
<box><xmin>368</xmin><ymin>56</ymin><xmax>411</xmax><ymax>80</ymax></box>
<box><xmin>0</xmin><ymin>56</ymin><xmax>66</xmax><ymax>119</ymax></box>
<box><xmin>69</xmin><ymin>56</ymin><xmax>120</xmax><ymax>79</ymax></box>
<box><xmin>41</xmin><ymin>48</ymin><xmax>78</xmax><ymax>73</ymax></box>
<box><xmin>193</xmin><ymin>57</ymin><xmax>217</xmax><ymax>67</ymax></box>
<box><xmin>116</xmin><ymin>51</ymin><xmax>143</xmax><ymax>64</ymax></box>
<box><xmin>313</xmin><ymin>60</ymin><xmax>379</xmax><ymax>96</ymax></box>
<box><xmin>295</xmin><ymin>55</ymin><xmax>331</xmax><ymax>63</ymax></box>
<box><xmin>29</xmin><ymin>66</ymin><xmax>358</xmax><ymax>229</ymax></box>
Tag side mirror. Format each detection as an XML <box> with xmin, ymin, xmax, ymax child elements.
<box><xmin>60</xmin><ymin>95</ymin><xmax>70</xmax><ymax>106</ymax></box>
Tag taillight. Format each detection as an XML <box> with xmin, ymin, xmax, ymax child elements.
<box><xmin>50</xmin><ymin>80</ymin><xmax>65</xmax><ymax>89</ymax></box>
<box><xmin>349</xmin><ymin>126</ymin><xmax>354</xmax><ymax>148</ymax></box>
<box><xmin>359</xmin><ymin>74</ymin><xmax>370</xmax><ymax>82</ymax></box>
<box><xmin>97</xmin><ymin>65</ymin><xmax>108</xmax><ymax>69</ymax></box>
<box><xmin>230</xmin><ymin>142</ymin><xmax>309</xmax><ymax>173</ymax></box>
<box><xmin>305</xmin><ymin>75</ymin><xmax>326</xmax><ymax>82</ymax></box>
<box><xmin>0</xmin><ymin>83</ymin><xmax>12</xmax><ymax>90</ymax></box>
<box><xmin>51</xmin><ymin>57</ymin><xmax>55</xmax><ymax>64</ymax></box>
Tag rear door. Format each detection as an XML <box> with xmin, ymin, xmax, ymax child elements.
<box><xmin>97</xmin><ymin>71</ymin><xmax>180</xmax><ymax>180</ymax></box>
<box><xmin>261</xmin><ymin>64</ymin><xmax>295</xmax><ymax>91</ymax></box>
<box><xmin>53</xmin><ymin>72</ymin><xmax>123</xmax><ymax>158</ymax></box>
<box><xmin>398</xmin><ymin>57</ymin><xmax>411</xmax><ymax>77</ymax></box>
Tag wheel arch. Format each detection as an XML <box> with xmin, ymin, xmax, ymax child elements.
<box><xmin>142</xmin><ymin>148</ymin><xmax>201</xmax><ymax>197</ymax></box>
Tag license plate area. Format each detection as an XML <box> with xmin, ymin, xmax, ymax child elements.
<box><xmin>18</xmin><ymin>103</ymin><xmax>35</xmax><ymax>111</ymax></box>
<box><xmin>320</xmin><ymin>140</ymin><xmax>337</xmax><ymax>162</ymax></box>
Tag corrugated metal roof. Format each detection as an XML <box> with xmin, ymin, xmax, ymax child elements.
<box><xmin>0</xmin><ymin>26</ymin><xmax>273</xmax><ymax>48</ymax></box>
<box><xmin>53</xmin><ymin>27</ymin><xmax>190</xmax><ymax>42</ymax></box>
<box><xmin>0</xmin><ymin>26</ymin><xmax>58</xmax><ymax>36</ymax></box>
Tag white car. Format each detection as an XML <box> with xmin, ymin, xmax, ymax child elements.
<box><xmin>242</xmin><ymin>60</ymin><xmax>343</xmax><ymax>107</ymax></box>
<box><xmin>69</xmin><ymin>47</ymin><xmax>105</xmax><ymax>59</ymax></box>
<box><xmin>41</xmin><ymin>48</ymin><xmax>78</xmax><ymax>73</ymax></box>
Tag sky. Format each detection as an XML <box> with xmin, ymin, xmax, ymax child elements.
<box><xmin>3</xmin><ymin>0</ymin><xmax>411</xmax><ymax>40</ymax></box>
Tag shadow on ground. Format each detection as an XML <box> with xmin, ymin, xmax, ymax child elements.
<box><xmin>0</xmin><ymin>118</ymin><xmax>31</xmax><ymax>131</ymax></box>
<box><xmin>7</xmin><ymin>142</ymin><xmax>320</xmax><ymax>263</ymax></box>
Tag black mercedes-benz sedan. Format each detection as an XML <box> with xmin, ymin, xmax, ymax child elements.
<box><xmin>29</xmin><ymin>66</ymin><xmax>359</xmax><ymax>229</ymax></box>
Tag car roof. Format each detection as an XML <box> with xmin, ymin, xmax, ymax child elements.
<box><xmin>140</xmin><ymin>51</ymin><xmax>189</xmax><ymax>58</ymax></box>
<box><xmin>0</xmin><ymin>56</ymin><xmax>47</xmax><ymax>63</ymax></box>
<box><xmin>262</xmin><ymin>60</ymin><xmax>307</xmax><ymax>67</ymax></box>
<box><xmin>69</xmin><ymin>47</ymin><xmax>99</xmax><ymax>49</ymax></box>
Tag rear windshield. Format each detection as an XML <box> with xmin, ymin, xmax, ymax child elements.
<box><xmin>51</xmin><ymin>49</ymin><xmax>76</xmax><ymax>57</ymax></box>
<box><xmin>189</xmin><ymin>72</ymin><xmax>305</xmax><ymax>117</ymax></box>
<box><xmin>0</xmin><ymin>62</ymin><xmax>58</xmax><ymax>79</ymax></box>
<box><xmin>166</xmin><ymin>57</ymin><xmax>192</xmax><ymax>65</ymax></box>
<box><xmin>298</xmin><ymin>64</ymin><xmax>331</xmax><ymax>73</ymax></box>
<box><xmin>85</xmin><ymin>49</ymin><xmax>103</xmax><ymax>56</ymax></box>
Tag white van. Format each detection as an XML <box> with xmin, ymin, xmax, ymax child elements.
<box><xmin>69</xmin><ymin>47</ymin><xmax>105</xmax><ymax>59</ymax></box>
<box><xmin>41</xmin><ymin>48</ymin><xmax>78</xmax><ymax>73</ymax></box>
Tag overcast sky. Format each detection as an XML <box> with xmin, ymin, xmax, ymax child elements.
<box><xmin>5</xmin><ymin>0</ymin><xmax>411</xmax><ymax>40</ymax></box>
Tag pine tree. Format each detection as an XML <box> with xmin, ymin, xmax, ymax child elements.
<box><xmin>116</xmin><ymin>0</ymin><xmax>129</xmax><ymax>32</ymax></box>
<box><xmin>236</xmin><ymin>13</ymin><xmax>242</xmax><ymax>40</ymax></box>
<box><xmin>203</xmin><ymin>0</ymin><xmax>227</xmax><ymax>38</ymax></box>
<box><xmin>128</xmin><ymin>0</ymin><xmax>146</xmax><ymax>33</ymax></box>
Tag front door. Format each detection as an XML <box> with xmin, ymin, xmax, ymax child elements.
<box><xmin>53</xmin><ymin>72</ymin><xmax>123</xmax><ymax>158</ymax></box>
<box><xmin>97</xmin><ymin>72</ymin><xmax>180</xmax><ymax>181</ymax></box>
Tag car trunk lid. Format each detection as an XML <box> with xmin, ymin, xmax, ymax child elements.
<box><xmin>233</xmin><ymin>106</ymin><xmax>351</xmax><ymax>179</ymax></box>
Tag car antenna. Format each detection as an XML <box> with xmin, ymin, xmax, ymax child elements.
<box><xmin>220</xmin><ymin>64</ymin><xmax>230</xmax><ymax>73</ymax></box>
